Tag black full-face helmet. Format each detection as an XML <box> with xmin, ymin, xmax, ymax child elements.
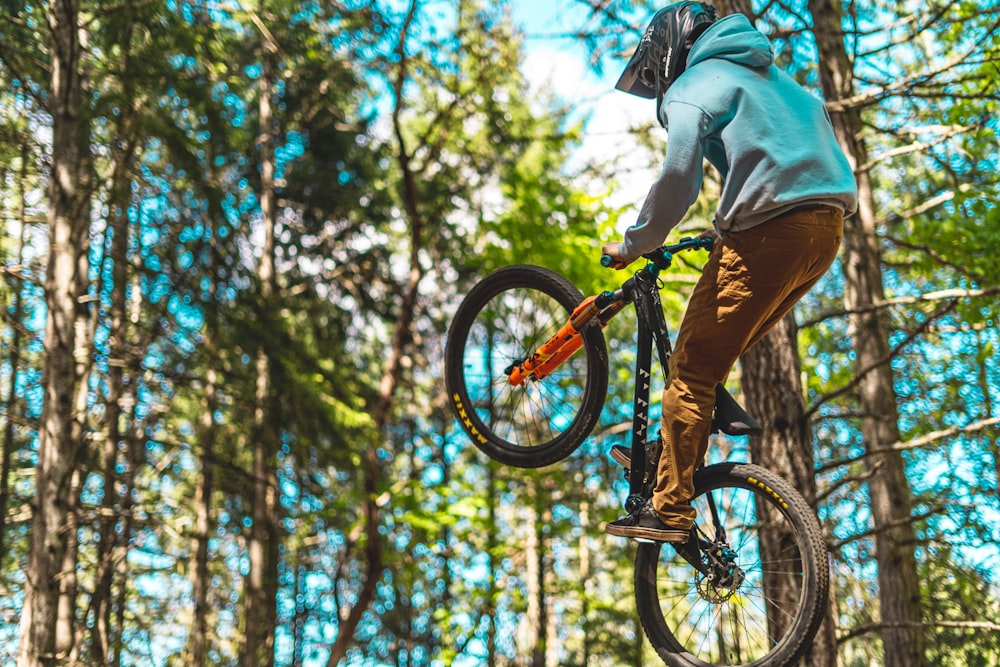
<box><xmin>615</xmin><ymin>2</ymin><xmax>717</xmax><ymax>122</ymax></box>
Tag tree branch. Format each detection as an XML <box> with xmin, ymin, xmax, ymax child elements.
<box><xmin>838</xmin><ymin>619</ymin><xmax>1000</xmax><ymax>644</ymax></box>
<box><xmin>815</xmin><ymin>460</ymin><xmax>882</xmax><ymax>504</ymax></box>
<box><xmin>799</xmin><ymin>284</ymin><xmax>998</xmax><ymax>329</ymax></box>
<box><xmin>884</xmin><ymin>235</ymin><xmax>996</xmax><ymax>291</ymax></box>
<box><xmin>859</xmin><ymin>123</ymin><xmax>981</xmax><ymax>172</ymax></box>
<box><xmin>826</xmin><ymin>17</ymin><xmax>1000</xmax><ymax>112</ymax></box>
<box><xmin>816</xmin><ymin>416</ymin><xmax>1000</xmax><ymax>474</ymax></box>
<box><xmin>881</xmin><ymin>183</ymin><xmax>976</xmax><ymax>225</ymax></box>
<box><xmin>830</xmin><ymin>505</ymin><xmax>945</xmax><ymax>551</ymax></box>
<box><xmin>806</xmin><ymin>298</ymin><xmax>959</xmax><ymax>418</ymax></box>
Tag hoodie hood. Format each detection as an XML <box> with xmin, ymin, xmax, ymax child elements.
<box><xmin>687</xmin><ymin>13</ymin><xmax>773</xmax><ymax>70</ymax></box>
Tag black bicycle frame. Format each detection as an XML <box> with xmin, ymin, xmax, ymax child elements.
<box><xmin>597</xmin><ymin>237</ymin><xmax>763</xmax><ymax>574</ymax></box>
<box><xmin>623</xmin><ymin>268</ymin><xmax>674</xmax><ymax>514</ymax></box>
<box><xmin>621</xmin><ymin>268</ymin><xmax>724</xmax><ymax>575</ymax></box>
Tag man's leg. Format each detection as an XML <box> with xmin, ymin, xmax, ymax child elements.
<box><xmin>607</xmin><ymin>208</ymin><xmax>842</xmax><ymax>541</ymax></box>
<box><xmin>653</xmin><ymin>209</ymin><xmax>843</xmax><ymax>527</ymax></box>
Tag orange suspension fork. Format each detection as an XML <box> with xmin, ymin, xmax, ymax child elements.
<box><xmin>507</xmin><ymin>294</ymin><xmax>625</xmax><ymax>386</ymax></box>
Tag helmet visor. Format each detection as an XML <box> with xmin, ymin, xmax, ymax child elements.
<box><xmin>614</xmin><ymin>3</ymin><xmax>716</xmax><ymax>100</ymax></box>
<box><xmin>614</xmin><ymin>41</ymin><xmax>658</xmax><ymax>99</ymax></box>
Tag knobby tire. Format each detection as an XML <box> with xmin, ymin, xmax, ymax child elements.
<box><xmin>445</xmin><ymin>265</ymin><xmax>609</xmax><ymax>468</ymax></box>
<box><xmin>634</xmin><ymin>463</ymin><xmax>830</xmax><ymax>667</ymax></box>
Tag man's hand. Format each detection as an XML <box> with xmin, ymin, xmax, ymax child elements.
<box><xmin>697</xmin><ymin>227</ymin><xmax>719</xmax><ymax>243</ymax></box>
<box><xmin>601</xmin><ymin>242</ymin><xmax>631</xmax><ymax>270</ymax></box>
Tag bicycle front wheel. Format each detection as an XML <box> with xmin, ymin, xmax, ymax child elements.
<box><xmin>445</xmin><ymin>265</ymin><xmax>608</xmax><ymax>468</ymax></box>
<box><xmin>635</xmin><ymin>463</ymin><xmax>829</xmax><ymax>667</ymax></box>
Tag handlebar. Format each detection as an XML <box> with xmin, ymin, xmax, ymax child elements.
<box><xmin>601</xmin><ymin>236</ymin><xmax>713</xmax><ymax>269</ymax></box>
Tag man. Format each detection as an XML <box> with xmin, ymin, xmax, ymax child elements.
<box><xmin>601</xmin><ymin>2</ymin><xmax>858</xmax><ymax>542</ymax></box>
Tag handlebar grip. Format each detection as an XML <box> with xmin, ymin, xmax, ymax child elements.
<box><xmin>601</xmin><ymin>255</ymin><xmax>614</xmax><ymax>268</ymax></box>
<box><xmin>676</xmin><ymin>235</ymin><xmax>714</xmax><ymax>251</ymax></box>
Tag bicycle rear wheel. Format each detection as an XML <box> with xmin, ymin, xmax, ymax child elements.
<box><xmin>445</xmin><ymin>265</ymin><xmax>608</xmax><ymax>468</ymax></box>
<box><xmin>635</xmin><ymin>463</ymin><xmax>829</xmax><ymax>667</ymax></box>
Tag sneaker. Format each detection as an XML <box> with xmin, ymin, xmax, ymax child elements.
<box><xmin>610</xmin><ymin>438</ymin><xmax>661</xmax><ymax>469</ymax></box>
<box><xmin>605</xmin><ymin>501</ymin><xmax>690</xmax><ymax>543</ymax></box>
<box><xmin>610</xmin><ymin>444</ymin><xmax>632</xmax><ymax>467</ymax></box>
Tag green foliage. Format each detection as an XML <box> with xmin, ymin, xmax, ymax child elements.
<box><xmin>921</xmin><ymin>546</ymin><xmax>1000</xmax><ymax>666</ymax></box>
<box><xmin>783</xmin><ymin>0</ymin><xmax>1000</xmax><ymax>662</ymax></box>
<box><xmin>2</xmin><ymin>0</ymin><xmax>999</xmax><ymax>665</ymax></box>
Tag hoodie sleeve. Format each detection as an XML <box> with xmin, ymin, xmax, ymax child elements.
<box><xmin>620</xmin><ymin>101</ymin><xmax>708</xmax><ymax>262</ymax></box>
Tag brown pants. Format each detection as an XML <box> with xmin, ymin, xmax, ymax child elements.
<box><xmin>652</xmin><ymin>206</ymin><xmax>844</xmax><ymax>528</ymax></box>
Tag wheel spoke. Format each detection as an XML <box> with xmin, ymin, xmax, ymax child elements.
<box><xmin>635</xmin><ymin>464</ymin><xmax>827</xmax><ymax>667</ymax></box>
<box><xmin>445</xmin><ymin>266</ymin><xmax>608</xmax><ymax>467</ymax></box>
<box><xmin>466</xmin><ymin>288</ymin><xmax>591</xmax><ymax>448</ymax></box>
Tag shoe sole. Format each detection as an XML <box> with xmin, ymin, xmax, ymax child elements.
<box><xmin>610</xmin><ymin>446</ymin><xmax>631</xmax><ymax>468</ymax></box>
<box><xmin>605</xmin><ymin>523</ymin><xmax>688</xmax><ymax>543</ymax></box>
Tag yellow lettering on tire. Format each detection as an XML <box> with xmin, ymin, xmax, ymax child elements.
<box><xmin>746</xmin><ymin>476</ymin><xmax>790</xmax><ymax>509</ymax></box>
<box><xmin>453</xmin><ymin>394</ymin><xmax>487</xmax><ymax>445</ymax></box>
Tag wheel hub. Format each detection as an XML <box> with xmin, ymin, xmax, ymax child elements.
<box><xmin>697</xmin><ymin>566</ymin><xmax>745</xmax><ymax>602</ymax></box>
<box><xmin>696</xmin><ymin>543</ymin><xmax>745</xmax><ymax>602</ymax></box>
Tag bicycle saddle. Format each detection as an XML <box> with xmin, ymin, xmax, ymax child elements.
<box><xmin>712</xmin><ymin>384</ymin><xmax>764</xmax><ymax>436</ymax></box>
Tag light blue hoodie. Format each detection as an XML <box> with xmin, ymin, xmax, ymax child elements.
<box><xmin>620</xmin><ymin>14</ymin><xmax>859</xmax><ymax>262</ymax></box>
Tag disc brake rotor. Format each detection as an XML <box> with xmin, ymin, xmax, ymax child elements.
<box><xmin>696</xmin><ymin>566</ymin><xmax>745</xmax><ymax>602</ymax></box>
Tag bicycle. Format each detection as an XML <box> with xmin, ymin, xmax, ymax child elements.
<box><xmin>444</xmin><ymin>237</ymin><xmax>830</xmax><ymax>667</ymax></box>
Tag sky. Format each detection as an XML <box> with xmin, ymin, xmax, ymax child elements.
<box><xmin>511</xmin><ymin>0</ymin><xmax>661</xmax><ymax>227</ymax></box>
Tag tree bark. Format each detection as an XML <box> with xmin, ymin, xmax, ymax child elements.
<box><xmin>89</xmin><ymin>188</ymin><xmax>130</xmax><ymax>667</ymax></box>
<box><xmin>524</xmin><ymin>478</ymin><xmax>550</xmax><ymax>667</ymax></box>
<box><xmin>189</xmin><ymin>368</ymin><xmax>218</xmax><ymax>666</ymax></box>
<box><xmin>486</xmin><ymin>463</ymin><xmax>498</xmax><ymax>667</ymax></box>
<box><xmin>90</xmin><ymin>33</ymin><xmax>140</xmax><ymax>657</ymax></box>
<box><xmin>742</xmin><ymin>316</ymin><xmax>838</xmax><ymax>666</ymax></box>
<box><xmin>713</xmin><ymin>0</ymin><xmax>754</xmax><ymax>18</ymax></box>
<box><xmin>17</xmin><ymin>0</ymin><xmax>91</xmax><ymax>664</ymax></box>
<box><xmin>55</xmin><ymin>471</ymin><xmax>83</xmax><ymax>665</ymax></box>
<box><xmin>0</xmin><ymin>141</ymin><xmax>30</xmax><ymax>572</ymax></box>
<box><xmin>808</xmin><ymin>1</ymin><xmax>925</xmax><ymax>665</ymax></box>
<box><xmin>242</xmin><ymin>6</ymin><xmax>281</xmax><ymax>664</ymax></box>
<box><xmin>114</xmin><ymin>356</ymin><xmax>144</xmax><ymax>667</ymax></box>
<box><xmin>579</xmin><ymin>498</ymin><xmax>592</xmax><ymax>666</ymax></box>
<box><xmin>324</xmin><ymin>2</ymin><xmax>426</xmax><ymax>662</ymax></box>
<box><xmin>110</xmin><ymin>268</ymin><xmax>147</xmax><ymax>667</ymax></box>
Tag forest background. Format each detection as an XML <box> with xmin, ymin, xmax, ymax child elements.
<box><xmin>1</xmin><ymin>0</ymin><xmax>998</xmax><ymax>666</ymax></box>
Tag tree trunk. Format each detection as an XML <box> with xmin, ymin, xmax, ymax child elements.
<box><xmin>90</xmin><ymin>57</ymin><xmax>139</xmax><ymax>659</ymax></box>
<box><xmin>713</xmin><ymin>0</ymin><xmax>754</xmax><ymax>18</ymax></box>
<box><xmin>190</xmin><ymin>368</ymin><xmax>218</xmax><ymax>665</ymax></box>
<box><xmin>523</xmin><ymin>482</ymin><xmax>548</xmax><ymax>667</ymax></box>
<box><xmin>742</xmin><ymin>315</ymin><xmax>838</xmax><ymax>666</ymax></box>
<box><xmin>242</xmin><ymin>8</ymin><xmax>281</xmax><ymax>664</ymax></box>
<box><xmin>0</xmin><ymin>141</ymin><xmax>30</xmax><ymax>571</ymax></box>
<box><xmin>808</xmin><ymin>1</ymin><xmax>925</xmax><ymax>664</ymax></box>
<box><xmin>436</xmin><ymin>425</ymin><xmax>456</xmax><ymax>662</ymax></box>
<box><xmin>291</xmin><ymin>490</ymin><xmax>307</xmax><ymax>667</ymax></box>
<box><xmin>711</xmin><ymin>2</ymin><xmax>840</xmax><ymax>663</ymax></box>
<box><xmin>56</xmin><ymin>470</ymin><xmax>83</xmax><ymax>665</ymax></box>
<box><xmin>109</xmin><ymin>267</ymin><xmax>146</xmax><ymax>667</ymax></box>
<box><xmin>18</xmin><ymin>0</ymin><xmax>90</xmax><ymax>664</ymax></box>
<box><xmin>486</xmin><ymin>463</ymin><xmax>498</xmax><ymax>667</ymax></box>
<box><xmin>579</xmin><ymin>498</ymin><xmax>592</xmax><ymax>666</ymax></box>
<box><xmin>632</xmin><ymin>613</ymin><xmax>643</xmax><ymax>667</ymax></box>
<box><xmin>977</xmin><ymin>329</ymin><xmax>999</xmax><ymax>488</ymax></box>
<box><xmin>89</xmin><ymin>196</ymin><xmax>129</xmax><ymax>666</ymax></box>
<box><xmin>325</xmin><ymin>2</ymin><xmax>427</xmax><ymax>661</ymax></box>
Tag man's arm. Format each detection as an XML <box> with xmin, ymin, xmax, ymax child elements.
<box><xmin>617</xmin><ymin>102</ymin><xmax>708</xmax><ymax>262</ymax></box>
